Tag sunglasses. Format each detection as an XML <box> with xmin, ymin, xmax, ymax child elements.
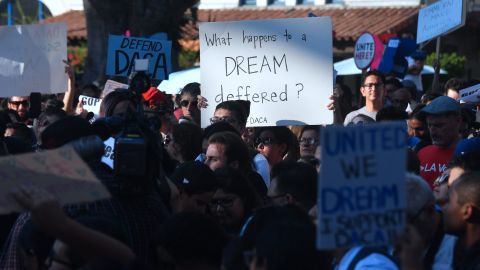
<box><xmin>210</xmin><ymin>116</ymin><xmax>237</xmax><ymax>125</ymax></box>
<box><xmin>180</xmin><ymin>99</ymin><xmax>198</xmax><ymax>108</ymax></box>
<box><xmin>362</xmin><ymin>83</ymin><xmax>383</xmax><ymax>89</ymax></box>
<box><xmin>254</xmin><ymin>137</ymin><xmax>276</xmax><ymax>147</ymax></box>
<box><xmin>209</xmin><ymin>197</ymin><xmax>236</xmax><ymax>209</ymax></box>
<box><xmin>9</xmin><ymin>100</ymin><xmax>29</xmax><ymax>107</ymax></box>
<box><xmin>299</xmin><ymin>138</ymin><xmax>319</xmax><ymax>146</ymax></box>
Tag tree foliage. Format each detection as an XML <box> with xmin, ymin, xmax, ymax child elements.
<box><xmin>82</xmin><ymin>0</ymin><xmax>198</xmax><ymax>84</ymax></box>
<box><xmin>426</xmin><ymin>52</ymin><xmax>466</xmax><ymax>78</ymax></box>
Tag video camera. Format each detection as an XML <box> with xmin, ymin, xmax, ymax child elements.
<box><xmin>113</xmin><ymin>59</ymin><xmax>160</xmax><ymax>194</ymax></box>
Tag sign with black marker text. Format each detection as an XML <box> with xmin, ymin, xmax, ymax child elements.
<box><xmin>106</xmin><ymin>35</ymin><xmax>172</xmax><ymax>80</ymax></box>
<box><xmin>199</xmin><ymin>17</ymin><xmax>333</xmax><ymax>127</ymax></box>
<box><xmin>317</xmin><ymin>122</ymin><xmax>407</xmax><ymax>250</ymax></box>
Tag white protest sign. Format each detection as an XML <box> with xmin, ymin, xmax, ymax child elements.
<box><xmin>0</xmin><ymin>23</ymin><xmax>67</xmax><ymax>97</ymax></box>
<box><xmin>0</xmin><ymin>147</ymin><xmax>111</xmax><ymax>214</ymax></box>
<box><xmin>102</xmin><ymin>79</ymin><xmax>129</xmax><ymax>98</ymax></box>
<box><xmin>317</xmin><ymin>122</ymin><xmax>406</xmax><ymax>250</ymax></box>
<box><xmin>354</xmin><ymin>32</ymin><xmax>375</xmax><ymax>70</ymax></box>
<box><xmin>102</xmin><ymin>137</ymin><xmax>115</xmax><ymax>169</ymax></box>
<box><xmin>459</xmin><ymin>83</ymin><xmax>480</xmax><ymax>104</ymax></box>
<box><xmin>200</xmin><ymin>17</ymin><xmax>333</xmax><ymax>127</ymax></box>
<box><xmin>79</xmin><ymin>95</ymin><xmax>102</xmax><ymax>116</ymax></box>
<box><xmin>417</xmin><ymin>0</ymin><xmax>466</xmax><ymax>44</ymax></box>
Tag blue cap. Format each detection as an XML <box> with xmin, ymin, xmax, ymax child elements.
<box><xmin>421</xmin><ymin>96</ymin><xmax>460</xmax><ymax>115</ymax></box>
<box><xmin>410</xmin><ymin>49</ymin><xmax>427</xmax><ymax>60</ymax></box>
<box><xmin>454</xmin><ymin>137</ymin><xmax>480</xmax><ymax>157</ymax></box>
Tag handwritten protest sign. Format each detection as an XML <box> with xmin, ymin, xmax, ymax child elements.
<box><xmin>102</xmin><ymin>79</ymin><xmax>129</xmax><ymax>98</ymax></box>
<box><xmin>0</xmin><ymin>23</ymin><xmax>67</xmax><ymax>97</ymax></box>
<box><xmin>102</xmin><ymin>137</ymin><xmax>115</xmax><ymax>169</ymax></box>
<box><xmin>199</xmin><ymin>17</ymin><xmax>333</xmax><ymax>127</ymax></box>
<box><xmin>79</xmin><ymin>95</ymin><xmax>102</xmax><ymax>116</ymax></box>
<box><xmin>106</xmin><ymin>35</ymin><xmax>172</xmax><ymax>80</ymax></box>
<box><xmin>459</xmin><ymin>83</ymin><xmax>480</xmax><ymax>104</ymax></box>
<box><xmin>0</xmin><ymin>147</ymin><xmax>110</xmax><ymax>214</ymax></box>
<box><xmin>417</xmin><ymin>0</ymin><xmax>466</xmax><ymax>44</ymax></box>
<box><xmin>317</xmin><ymin>122</ymin><xmax>406</xmax><ymax>250</ymax></box>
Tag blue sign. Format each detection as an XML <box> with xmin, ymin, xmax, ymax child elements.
<box><xmin>106</xmin><ymin>35</ymin><xmax>172</xmax><ymax>80</ymax></box>
<box><xmin>378</xmin><ymin>38</ymin><xmax>416</xmax><ymax>79</ymax></box>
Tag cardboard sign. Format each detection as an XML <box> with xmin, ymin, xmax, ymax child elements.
<box><xmin>0</xmin><ymin>147</ymin><xmax>111</xmax><ymax>214</ymax></box>
<box><xmin>102</xmin><ymin>137</ymin><xmax>115</xmax><ymax>169</ymax></box>
<box><xmin>79</xmin><ymin>95</ymin><xmax>101</xmax><ymax>116</ymax></box>
<box><xmin>102</xmin><ymin>79</ymin><xmax>129</xmax><ymax>98</ymax></box>
<box><xmin>0</xmin><ymin>23</ymin><xmax>68</xmax><ymax>97</ymax></box>
<box><xmin>354</xmin><ymin>33</ymin><xmax>375</xmax><ymax>70</ymax></box>
<box><xmin>417</xmin><ymin>0</ymin><xmax>466</xmax><ymax>44</ymax></box>
<box><xmin>199</xmin><ymin>17</ymin><xmax>333</xmax><ymax>127</ymax></box>
<box><xmin>459</xmin><ymin>83</ymin><xmax>480</xmax><ymax>104</ymax></box>
<box><xmin>317</xmin><ymin>122</ymin><xmax>407</xmax><ymax>250</ymax></box>
<box><xmin>106</xmin><ymin>35</ymin><xmax>172</xmax><ymax>80</ymax></box>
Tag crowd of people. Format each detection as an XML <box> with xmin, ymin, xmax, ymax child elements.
<box><xmin>0</xmin><ymin>60</ymin><xmax>479</xmax><ymax>270</ymax></box>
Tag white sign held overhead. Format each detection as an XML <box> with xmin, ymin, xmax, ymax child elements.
<box><xmin>199</xmin><ymin>17</ymin><xmax>333</xmax><ymax>127</ymax></box>
<box><xmin>79</xmin><ymin>95</ymin><xmax>102</xmax><ymax>117</ymax></box>
<box><xmin>317</xmin><ymin>122</ymin><xmax>407</xmax><ymax>250</ymax></box>
<box><xmin>0</xmin><ymin>23</ymin><xmax>68</xmax><ymax>97</ymax></box>
<box><xmin>417</xmin><ymin>0</ymin><xmax>466</xmax><ymax>44</ymax></box>
<box><xmin>354</xmin><ymin>32</ymin><xmax>375</xmax><ymax>70</ymax></box>
<box><xmin>459</xmin><ymin>83</ymin><xmax>480</xmax><ymax>104</ymax></box>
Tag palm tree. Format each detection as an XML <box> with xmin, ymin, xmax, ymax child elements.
<box><xmin>82</xmin><ymin>0</ymin><xmax>198</xmax><ymax>84</ymax></box>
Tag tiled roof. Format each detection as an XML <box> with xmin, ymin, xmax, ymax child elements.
<box><xmin>41</xmin><ymin>6</ymin><xmax>420</xmax><ymax>45</ymax></box>
<box><xmin>43</xmin><ymin>10</ymin><xmax>86</xmax><ymax>40</ymax></box>
<box><xmin>185</xmin><ymin>6</ymin><xmax>419</xmax><ymax>41</ymax></box>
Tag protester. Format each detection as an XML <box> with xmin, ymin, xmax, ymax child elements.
<box><xmin>298</xmin><ymin>125</ymin><xmax>320</xmax><ymax>158</ymax></box>
<box><xmin>390</xmin><ymin>88</ymin><xmax>413</xmax><ymax>112</ymax></box>
<box><xmin>398</xmin><ymin>173</ymin><xmax>457</xmax><ymax>270</ymax></box>
<box><xmin>165</xmin><ymin>122</ymin><xmax>203</xmax><ymax>165</ymax></box>
<box><xmin>176</xmin><ymin>82</ymin><xmax>201</xmax><ymax>125</ymax></box>
<box><xmin>254</xmin><ymin>126</ymin><xmax>295</xmax><ymax>169</ymax></box>
<box><xmin>268</xmin><ymin>160</ymin><xmax>317</xmax><ymax>212</ymax></box>
<box><xmin>404</xmin><ymin>49</ymin><xmax>427</xmax><ymax>93</ymax></box>
<box><xmin>408</xmin><ymin>104</ymin><xmax>431</xmax><ymax>152</ymax></box>
<box><xmin>167</xmin><ymin>161</ymin><xmax>217</xmax><ymax>214</ymax></box>
<box><xmin>210</xmin><ymin>167</ymin><xmax>263</xmax><ymax>235</ymax></box>
<box><xmin>7</xmin><ymin>96</ymin><xmax>30</xmax><ymax>124</ymax></box>
<box><xmin>446</xmin><ymin>137</ymin><xmax>480</xmax><ymax>186</ymax></box>
<box><xmin>417</xmin><ymin>96</ymin><xmax>462</xmax><ymax>188</ymax></box>
<box><xmin>205</xmin><ymin>131</ymin><xmax>267</xmax><ymax>196</ymax></box>
<box><xmin>344</xmin><ymin>70</ymin><xmax>386</xmax><ymax>125</ymax></box>
<box><xmin>443</xmin><ymin>78</ymin><xmax>464</xmax><ymax>100</ymax></box>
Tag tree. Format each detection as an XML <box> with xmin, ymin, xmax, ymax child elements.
<box><xmin>82</xmin><ymin>0</ymin><xmax>198</xmax><ymax>84</ymax></box>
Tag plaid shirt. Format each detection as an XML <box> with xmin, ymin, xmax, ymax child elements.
<box><xmin>0</xmin><ymin>164</ymin><xmax>170</xmax><ymax>269</ymax></box>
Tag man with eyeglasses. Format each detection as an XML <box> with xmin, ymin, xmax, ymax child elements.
<box><xmin>344</xmin><ymin>70</ymin><xmax>386</xmax><ymax>125</ymax></box>
<box><xmin>7</xmin><ymin>96</ymin><xmax>30</xmax><ymax>123</ymax></box>
<box><xmin>398</xmin><ymin>173</ymin><xmax>457</xmax><ymax>270</ymax></box>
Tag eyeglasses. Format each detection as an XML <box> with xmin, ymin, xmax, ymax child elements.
<box><xmin>180</xmin><ymin>99</ymin><xmax>198</xmax><ymax>108</ymax></box>
<box><xmin>299</xmin><ymin>138</ymin><xmax>319</xmax><ymax>146</ymax></box>
<box><xmin>210</xmin><ymin>116</ymin><xmax>238</xmax><ymax>125</ymax></box>
<box><xmin>362</xmin><ymin>83</ymin><xmax>383</xmax><ymax>89</ymax></box>
<box><xmin>9</xmin><ymin>100</ymin><xmax>29</xmax><ymax>107</ymax></box>
<box><xmin>209</xmin><ymin>197</ymin><xmax>236</xmax><ymax>209</ymax></box>
<box><xmin>254</xmin><ymin>137</ymin><xmax>276</xmax><ymax>147</ymax></box>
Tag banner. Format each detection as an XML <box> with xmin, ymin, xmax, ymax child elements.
<box><xmin>317</xmin><ymin>122</ymin><xmax>407</xmax><ymax>250</ymax></box>
<box><xmin>199</xmin><ymin>17</ymin><xmax>333</xmax><ymax>127</ymax></box>
<box><xmin>0</xmin><ymin>23</ymin><xmax>68</xmax><ymax>97</ymax></box>
<box><xmin>106</xmin><ymin>35</ymin><xmax>172</xmax><ymax>80</ymax></box>
<box><xmin>459</xmin><ymin>83</ymin><xmax>480</xmax><ymax>104</ymax></box>
<box><xmin>417</xmin><ymin>0</ymin><xmax>466</xmax><ymax>44</ymax></box>
<box><xmin>0</xmin><ymin>147</ymin><xmax>111</xmax><ymax>214</ymax></box>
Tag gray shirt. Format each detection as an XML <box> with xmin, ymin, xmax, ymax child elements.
<box><xmin>343</xmin><ymin>106</ymin><xmax>378</xmax><ymax>125</ymax></box>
